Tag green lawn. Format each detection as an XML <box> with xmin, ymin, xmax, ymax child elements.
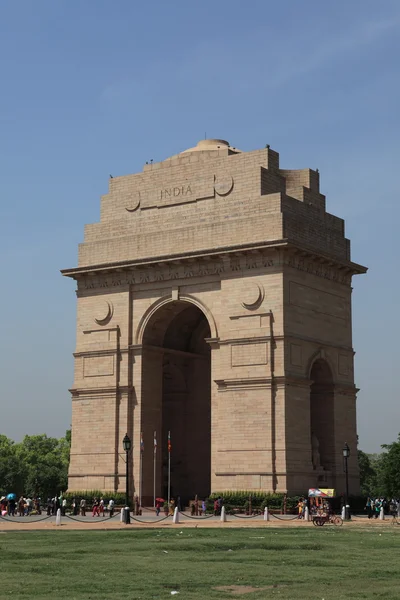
<box><xmin>0</xmin><ymin>527</ymin><xmax>399</xmax><ymax>599</ymax></box>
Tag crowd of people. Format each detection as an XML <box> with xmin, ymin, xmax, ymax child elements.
<box><xmin>0</xmin><ymin>495</ymin><xmax>41</xmax><ymax>516</ymax></box>
<box><xmin>365</xmin><ymin>497</ymin><xmax>400</xmax><ymax>518</ymax></box>
<box><xmin>0</xmin><ymin>494</ymin><xmax>116</xmax><ymax>518</ymax></box>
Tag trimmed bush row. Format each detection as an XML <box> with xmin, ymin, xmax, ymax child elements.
<box><xmin>64</xmin><ymin>491</ymin><xmax>127</xmax><ymax>505</ymax></box>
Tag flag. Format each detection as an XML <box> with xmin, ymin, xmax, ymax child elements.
<box><xmin>153</xmin><ymin>431</ymin><xmax>157</xmax><ymax>455</ymax></box>
<box><xmin>167</xmin><ymin>430</ymin><xmax>171</xmax><ymax>453</ymax></box>
<box><xmin>140</xmin><ymin>432</ymin><xmax>144</xmax><ymax>453</ymax></box>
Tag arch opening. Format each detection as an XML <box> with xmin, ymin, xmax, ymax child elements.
<box><xmin>140</xmin><ymin>301</ymin><xmax>211</xmax><ymax>504</ymax></box>
<box><xmin>310</xmin><ymin>359</ymin><xmax>335</xmax><ymax>472</ymax></box>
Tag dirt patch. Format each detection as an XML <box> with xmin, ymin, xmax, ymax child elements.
<box><xmin>214</xmin><ymin>585</ymin><xmax>285</xmax><ymax>595</ymax></box>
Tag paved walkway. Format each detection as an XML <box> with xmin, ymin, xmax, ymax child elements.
<box><xmin>1</xmin><ymin>513</ymin><xmax>399</xmax><ymax>531</ymax></box>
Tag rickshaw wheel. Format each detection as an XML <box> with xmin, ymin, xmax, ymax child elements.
<box><xmin>315</xmin><ymin>518</ymin><xmax>324</xmax><ymax>526</ymax></box>
<box><xmin>333</xmin><ymin>516</ymin><xmax>343</xmax><ymax>526</ymax></box>
<box><xmin>312</xmin><ymin>518</ymin><xmax>319</xmax><ymax>526</ymax></box>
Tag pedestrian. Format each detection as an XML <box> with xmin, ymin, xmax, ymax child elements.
<box><xmin>99</xmin><ymin>497</ymin><xmax>105</xmax><ymax>516</ymax></box>
<box><xmin>80</xmin><ymin>497</ymin><xmax>86</xmax><ymax>516</ymax></box>
<box><xmin>72</xmin><ymin>497</ymin><xmax>78</xmax><ymax>516</ymax></box>
<box><xmin>62</xmin><ymin>498</ymin><xmax>67</xmax><ymax>516</ymax></box>
<box><xmin>18</xmin><ymin>496</ymin><xmax>25</xmax><ymax>517</ymax></box>
<box><xmin>214</xmin><ymin>499</ymin><xmax>219</xmax><ymax>516</ymax></box>
<box><xmin>297</xmin><ymin>498</ymin><xmax>304</xmax><ymax>519</ymax></box>
<box><xmin>46</xmin><ymin>497</ymin><xmax>52</xmax><ymax>516</ymax></box>
<box><xmin>217</xmin><ymin>496</ymin><xmax>223</xmax><ymax>515</ymax></box>
<box><xmin>26</xmin><ymin>497</ymin><xmax>33</xmax><ymax>516</ymax></box>
<box><xmin>201</xmin><ymin>499</ymin><xmax>206</xmax><ymax>515</ymax></box>
<box><xmin>155</xmin><ymin>498</ymin><xmax>162</xmax><ymax>516</ymax></box>
<box><xmin>108</xmin><ymin>498</ymin><xmax>115</xmax><ymax>518</ymax></box>
<box><xmin>8</xmin><ymin>498</ymin><xmax>16</xmax><ymax>517</ymax></box>
<box><xmin>365</xmin><ymin>497</ymin><xmax>373</xmax><ymax>519</ymax></box>
<box><xmin>194</xmin><ymin>496</ymin><xmax>199</xmax><ymax>516</ymax></box>
<box><xmin>34</xmin><ymin>497</ymin><xmax>41</xmax><ymax>514</ymax></box>
<box><xmin>92</xmin><ymin>498</ymin><xmax>100</xmax><ymax>517</ymax></box>
<box><xmin>134</xmin><ymin>495</ymin><xmax>140</xmax><ymax>516</ymax></box>
<box><xmin>169</xmin><ymin>498</ymin><xmax>175</xmax><ymax>516</ymax></box>
<box><xmin>55</xmin><ymin>496</ymin><xmax>60</xmax><ymax>515</ymax></box>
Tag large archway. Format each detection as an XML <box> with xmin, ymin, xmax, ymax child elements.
<box><xmin>310</xmin><ymin>359</ymin><xmax>335</xmax><ymax>472</ymax></box>
<box><xmin>140</xmin><ymin>300</ymin><xmax>211</xmax><ymax>504</ymax></box>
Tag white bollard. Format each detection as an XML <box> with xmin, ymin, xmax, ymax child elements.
<box><xmin>56</xmin><ymin>508</ymin><xmax>61</xmax><ymax>526</ymax></box>
<box><xmin>263</xmin><ymin>506</ymin><xmax>269</xmax><ymax>521</ymax></box>
<box><xmin>341</xmin><ymin>506</ymin><xmax>346</xmax><ymax>520</ymax></box>
<box><xmin>173</xmin><ymin>507</ymin><xmax>180</xmax><ymax>523</ymax></box>
<box><xmin>220</xmin><ymin>506</ymin><xmax>227</xmax><ymax>522</ymax></box>
<box><xmin>304</xmin><ymin>506</ymin><xmax>310</xmax><ymax>522</ymax></box>
<box><xmin>120</xmin><ymin>508</ymin><xmax>124</xmax><ymax>522</ymax></box>
<box><xmin>379</xmin><ymin>507</ymin><xmax>385</xmax><ymax>520</ymax></box>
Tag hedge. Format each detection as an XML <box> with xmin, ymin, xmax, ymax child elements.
<box><xmin>63</xmin><ymin>491</ymin><xmax>127</xmax><ymax>506</ymax></box>
<box><xmin>207</xmin><ymin>491</ymin><xmax>369</xmax><ymax>514</ymax></box>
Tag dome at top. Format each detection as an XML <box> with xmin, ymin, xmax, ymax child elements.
<box><xmin>164</xmin><ymin>138</ymin><xmax>241</xmax><ymax>161</ymax></box>
<box><xmin>181</xmin><ymin>139</ymin><xmax>238</xmax><ymax>153</ymax></box>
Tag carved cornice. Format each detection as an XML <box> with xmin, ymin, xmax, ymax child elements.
<box><xmin>62</xmin><ymin>239</ymin><xmax>286</xmax><ymax>279</ymax></box>
<box><xmin>214</xmin><ymin>377</ymin><xmax>272</xmax><ymax>391</ymax></box>
<box><xmin>69</xmin><ymin>385</ymin><xmax>133</xmax><ymax>398</ymax></box>
<box><xmin>74</xmin><ymin>348</ymin><xmax>128</xmax><ymax>358</ymax></box>
<box><xmin>217</xmin><ymin>336</ymin><xmax>271</xmax><ymax>346</ymax></box>
<box><xmin>334</xmin><ymin>384</ymin><xmax>359</xmax><ymax>396</ymax></box>
<box><xmin>62</xmin><ymin>240</ymin><xmax>366</xmax><ymax>292</ymax></box>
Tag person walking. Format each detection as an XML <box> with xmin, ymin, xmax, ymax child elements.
<box><xmin>365</xmin><ymin>497</ymin><xmax>373</xmax><ymax>519</ymax></box>
<box><xmin>80</xmin><ymin>497</ymin><xmax>86</xmax><ymax>516</ymax></box>
<box><xmin>26</xmin><ymin>497</ymin><xmax>33</xmax><ymax>516</ymax></box>
<box><xmin>99</xmin><ymin>497</ymin><xmax>105</xmax><ymax>516</ymax></box>
<box><xmin>155</xmin><ymin>498</ymin><xmax>162</xmax><ymax>516</ymax></box>
<box><xmin>92</xmin><ymin>498</ymin><xmax>100</xmax><ymax>517</ymax></box>
<box><xmin>8</xmin><ymin>498</ymin><xmax>16</xmax><ymax>516</ymax></box>
<box><xmin>297</xmin><ymin>498</ymin><xmax>304</xmax><ymax>519</ymax></box>
<box><xmin>213</xmin><ymin>499</ymin><xmax>219</xmax><ymax>516</ymax></box>
<box><xmin>72</xmin><ymin>497</ymin><xmax>78</xmax><ymax>516</ymax></box>
<box><xmin>18</xmin><ymin>496</ymin><xmax>25</xmax><ymax>517</ymax></box>
<box><xmin>169</xmin><ymin>498</ymin><xmax>175</xmax><ymax>516</ymax></box>
<box><xmin>108</xmin><ymin>498</ymin><xmax>115</xmax><ymax>518</ymax></box>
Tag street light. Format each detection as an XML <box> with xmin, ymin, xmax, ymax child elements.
<box><xmin>342</xmin><ymin>442</ymin><xmax>351</xmax><ymax>520</ymax></box>
<box><xmin>123</xmin><ymin>434</ymin><xmax>131</xmax><ymax>524</ymax></box>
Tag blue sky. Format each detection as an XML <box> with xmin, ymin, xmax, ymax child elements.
<box><xmin>0</xmin><ymin>0</ymin><xmax>398</xmax><ymax>452</ymax></box>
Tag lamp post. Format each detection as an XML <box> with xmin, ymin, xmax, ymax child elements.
<box><xmin>123</xmin><ymin>434</ymin><xmax>131</xmax><ymax>524</ymax></box>
<box><xmin>342</xmin><ymin>442</ymin><xmax>351</xmax><ymax>520</ymax></box>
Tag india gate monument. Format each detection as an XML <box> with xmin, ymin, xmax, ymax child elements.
<box><xmin>62</xmin><ymin>138</ymin><xmax>366</xmax><ymax>500</ymax></box>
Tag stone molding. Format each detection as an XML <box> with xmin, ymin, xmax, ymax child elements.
<box><xmin>63</xmin><ymin>243</ymin><xmax>365</xmax><ymax>293</ymax></box>
<box><xmin>214</xmin><ymin>377</ymin><xmax>272</xmax><ymax>391</ymax></box>
<box><xmin>69</xmin><ymin>385</ymin><xmax>133</xmax><ymax>398</ymax></box>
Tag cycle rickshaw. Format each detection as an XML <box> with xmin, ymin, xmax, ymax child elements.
<box><xmin>309</xmin><ymin>488</ymin><xmax>343</xmax><ymax>526</ymax></box>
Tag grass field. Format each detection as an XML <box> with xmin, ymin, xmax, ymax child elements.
<box><xmin>0</xmin><ymin>527</ymin><xmax>399</xmax><ymax>599</ymax></box>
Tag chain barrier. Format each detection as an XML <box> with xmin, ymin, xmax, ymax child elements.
<box><xmin>0</xmin><ymin>514</ymin><xmax>54</xmax><ymax>523</ymax></box>
<box><xmin>129</xmin><ymin>514</ymin><xmax>171</xmax><ymax>523</ymax></box>
<box><xmin>178</xmin><ymin>511</ymin><xmax>215</xmax><ymax>520</ymax></box>
<box><xmin>270</xmin><ymin>513</ymin><xmax>300</xmax><ymax>521</ymax></box>
<box><xmin>63</xmin><ymin>512</ymin><xmax>122</xmax><ymax>523</ymax></box>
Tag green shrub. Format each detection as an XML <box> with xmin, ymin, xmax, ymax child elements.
<box><xmin>63</xmin><ymin>491</ymin><xmax>127</xmax><ymax>506</ymax></box>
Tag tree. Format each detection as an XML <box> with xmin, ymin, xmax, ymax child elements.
<box><xmin>380</xmin><ymin>434</ymin><xmax>400</xmax><ymax>498</ymax></box>
<box><xmin>0</xmin><ymin>430</ymin><xmax>71</xmax><ymax>499</ymax></box>
<box><xmin>0</xmin><ymin>435</ymin><xmax>26</xmax><ymax>496</ymax></box>
<box><xmin>358</xmin><ymin>449</ymin><xmax>376</xmax><ymax>496</ymax></box>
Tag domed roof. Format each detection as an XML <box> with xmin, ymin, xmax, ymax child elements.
<box><xmin>167</xmin><ymin>139</ymin><xmax>241</xmax><ymax>160</ymax></box>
